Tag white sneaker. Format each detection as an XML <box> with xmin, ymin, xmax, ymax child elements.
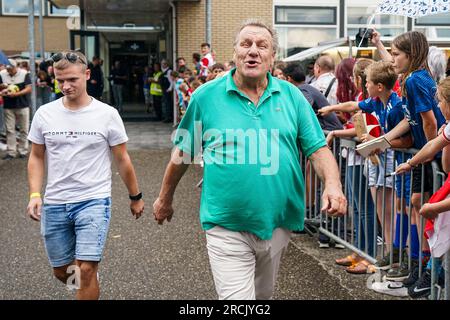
<box><xmin>0</xmin><ymin>142</ymin><xmax>6</xmax><ymax>151</ymax></box>
<box><xmin>371</xmin><ymin>281</ymin><xmax>409</xmax><ymax>297</ymax></box>
<box><xmin>334</xmin><ymin>242</ymin><xmax>346</xmax><ymax>249</ymax></box>
<box><xmin>318</xmin><ymin>241</ymin><xmax>330</xmax><ymax>248</ymax></box>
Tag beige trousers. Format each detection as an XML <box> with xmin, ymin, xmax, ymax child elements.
<box><xmin>205</xmin><ymin>225</ymin><xmax>291</xmax><ymax>300</ymax></box>
<box><xmin>4</xmin><ymin>107</ymin><xmax>29</xmax><ymax>157</ymax></box>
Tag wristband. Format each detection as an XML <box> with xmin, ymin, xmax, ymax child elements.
<box><xmin>30</xmin><ymin>192</ymin><xmax>41</xmax><ymax>199</ymax></box>
<box><xmin>129</xmin><ymin>192</ymin><xmax>142</xmax><ymax>201</ymax></box>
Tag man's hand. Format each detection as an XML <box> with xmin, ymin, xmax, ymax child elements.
<box><xmin>395</xmin><ymin>162</ymin><xmax>413</xmax><ymax>175</ymax></box>
<box><xmin>153</xmin><ymin>197</ymin><xmax>174</xmax><ymax>225</ymax></box>
<box><xmin>130</xmin><ymin>199</ymin><xmax>144</xmax><ymax>219</ymax></box>
<box><xmin>27</xmin><ymin>197</ymin><xmax>42</xmax><ymax>221</ymax></box>
<box><xmin>419</xmin><ymin>203</ymin><xmax>439</xmax><ymax>220</ymax></box>
<box><xmin>318</xmin><ymin>106</ymin><xmax>334</xmax><ymax>117</ymax></box>
<box><xmin>321</xmin><ymin>185</ymin><xmax>347</xmax><ymax>217</ymax></box>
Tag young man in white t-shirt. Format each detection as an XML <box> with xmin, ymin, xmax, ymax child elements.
<box><xmin>26</xmin><ymin>51</ymin><xmax>145</xmax><ymax>300</ymax></box>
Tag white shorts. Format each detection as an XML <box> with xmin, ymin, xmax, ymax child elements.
<box><xmin>205</xmin><ymin>225</ymin><xmax>291</xmax><ymax>300</ymax></box>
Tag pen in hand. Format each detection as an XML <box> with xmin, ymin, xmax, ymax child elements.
<box><xmin>384</xmin><ymin>172</ymin><xmax>398</xmax><ymax>178</ymax></box>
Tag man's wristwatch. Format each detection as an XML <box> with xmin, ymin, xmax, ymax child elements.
<box><xmin>129</xmin><ymin>192</ymin><xmax>142</xmax><ymax>201</ymax></box>
<box><xmin>406</xmin><ymin>158</ymin><xmax>417</xmax><ymax>168</ymax></box>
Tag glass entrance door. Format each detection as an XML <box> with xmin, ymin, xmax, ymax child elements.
<box><xmin>70</xmin><ymin>31</ymin><xmax>99</xmax><ymax>62</ymax></box>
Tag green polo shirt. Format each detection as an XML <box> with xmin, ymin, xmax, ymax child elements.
<box><xmin>174</xmin><ymin>69</ymin><xmax>326</xmax><ymax>240</ymax></box>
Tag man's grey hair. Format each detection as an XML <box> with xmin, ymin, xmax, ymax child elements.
<box><xmin>428</xmin><ymin>46</ymin><xmax>447</xmax><ymax>83</ymax></box>
<box><xmin>315</xmin><ymin>55</ymin><xmax>335</xmax><ymax>72</ymax></box>
<box><xmin>233</xmin><ymin>19</ymin><xmax>279</xmax><ymax>54</ymax></box>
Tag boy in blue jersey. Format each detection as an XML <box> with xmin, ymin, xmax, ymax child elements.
<box><xmin>360</xmin><ymin>62</ymin><xmax>416</xmax><ymax>281</ymax></box>
<box><xmin>320</xmin><ymin>61</ymin><xmax>413</xmax><ymax>274</ymax></box>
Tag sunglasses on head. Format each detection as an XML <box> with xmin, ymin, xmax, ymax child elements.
<box><xmin>49</xmin><ymin>52</ymin><xmax>87</xmax><ymax>65</ymax></box>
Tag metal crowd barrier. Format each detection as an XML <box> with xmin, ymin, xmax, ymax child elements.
<box><xmin>301</xmin><ymin>133</ymin><xmax>449</xmax><ymax>300</ymax></box>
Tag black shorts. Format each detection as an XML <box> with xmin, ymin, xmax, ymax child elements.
<box><xmin>411</xmin><ymin>162</ymin><xmax>435</xmax><ymax>194</ymax></box>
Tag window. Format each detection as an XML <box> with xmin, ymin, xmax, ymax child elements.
<box><xmin>347</xmin><ymin>7</ymin><xmax>406</xmax><ymax>38</ymax></box>
<box><xmin>348</xmin><ymin>7</ymin><xmax>404</xmax><ymax>25</ymax></box>
<box><xmin>275</xmin><ymin>6</ymin><xmax>337</xmax><ymax>25</ymax></box>
<box><xmin>415</xmin><ymin>12</ymin><xmax>450</xmax><ymax>26</ymax></box>
<box><xmin>414</xmin><ymin>12</ymin><xmax>450</xmax><ymax>39</ymax></box>
<box><xmin>2</xmin><ymin>0</ymin><xmax>42</xmax><ymax>16</ymax></box>
<box><xmin>277</xmin><ymin>27</ymin><xmax>338</xmax><ymax>58</ymax></box>
<box><xmin>274</xmin><ymin>5</ymin><xmax>338</xmax><ymax>58</ymax></box>
<box><xmin>414</xmin><ymin>27</ymin><xmax>450</xmax><ymax>39</ymax></box>
<box><xmin>48</xmin><ymin>3</ymin><xmax>80</xmax><ymax>17</ymax></box>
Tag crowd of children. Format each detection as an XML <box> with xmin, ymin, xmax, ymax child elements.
<box><xmin>274</xmin><ymin>29</ymin><xmax>449</xmax><ymax>299</ymax></box>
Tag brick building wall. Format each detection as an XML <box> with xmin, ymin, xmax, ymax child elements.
<box><xmin>176</xmin><ymin>0</ymin><xmax>273</xmax><ymax>70</ymax></box>
<box><xmin>176</xmin><ymin>1</ymin><xmax>206</xmax><ymax>70</ymax></box>
<box><xmin>1</xmin><ymin>1</ymin><xmax>274</xmax><ymax>68</ymax></box>
<box><xmin>211</xmin><ymin>0</ymin><xmax>273</xmax><ymax>64</ymax></box>
<box><xmin>0</xmin><ymin>17</ymin><xmax>69</xmax><ymax>55</ymax></box>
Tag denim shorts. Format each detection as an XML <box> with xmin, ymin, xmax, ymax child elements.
<box><xmin>367</xmin><ymin>150</ymin><xmax>394</xmax><ymax>188</ymax></box>
<box><xmin>41</xmin><ymin>197</ymin><xmax>111</xmax><ymax>267</ymax></box>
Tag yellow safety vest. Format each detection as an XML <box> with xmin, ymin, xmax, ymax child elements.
<box><xmin>150</xmin><ymin>71</ymin><xmax>163</xmax><ymax>96</ymax></box>
<box><xmin>54</xmin><ymin>79</ymin><xmax>61</xmax><ymax>94</ymax></box>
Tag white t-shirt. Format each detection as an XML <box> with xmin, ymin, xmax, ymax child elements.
<box><xmin>28</xmin><ymin>98</ymin><xmax>128</xmax><ymax>204</ymax></box>
<box><xmin>311</xmin><ymin>72</ymin><xmax>338</xmax><ymax>105</ymax></box>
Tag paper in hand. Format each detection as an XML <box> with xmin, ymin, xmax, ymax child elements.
<box><xmin>356</xmin><ymin>136</ymin><xmax>391</xmax><ymax>158</ymax></box>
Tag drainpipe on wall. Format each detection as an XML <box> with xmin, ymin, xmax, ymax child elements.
<box><xmin>28</xmin><ymin>0</ymin><xmax>37</xmax><ymax>116</ymax></box>
<box><xmin>206</xmin><ymin>0</ymin><xmax>211</xmax><ymax>44</ymax></box>
<box><xmin>169</xmin><ymin>1</ymin><xmax>177</xmax><ymax>126</ymax></box>
<box><xmin>38</xmin><ymin>0</ymin><xmax>44</xmax><ymax>60</ymax></box>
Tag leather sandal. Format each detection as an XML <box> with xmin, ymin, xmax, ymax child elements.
<box><xmin>345</xmin><ymin>260</ymin><xmax>376</xmax><ymax>274</ymax></box>
<box><xmin>335</xmin><ymin>253</ymin><xmax>361</xmax><ymax>267</ymax></box>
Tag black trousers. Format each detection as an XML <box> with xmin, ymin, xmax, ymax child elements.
<box><xmin>152</xmin><ymin>95</ymin><xmax>163</xmax><ymax>120</ymax></box>
<box><xmin>163</xmin><ymin>91</ymin><xmax>173</xmax><ymax>121</ymax></box>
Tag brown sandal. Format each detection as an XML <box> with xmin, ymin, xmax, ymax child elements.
<box><xmin>335</xmin><ymin>253</ymin><xmax>361</xmax><ymax>267</ymax></box>
<box><xmin>345</xmin><ymin>260</ymin><xmax>376</xmax><ymax>274</ymax></box>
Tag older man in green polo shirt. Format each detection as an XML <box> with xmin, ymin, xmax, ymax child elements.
<box><xmin>153</xmin><ymin>19</ymin><xmax>347</xmax><ymax>300</ymax></box>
